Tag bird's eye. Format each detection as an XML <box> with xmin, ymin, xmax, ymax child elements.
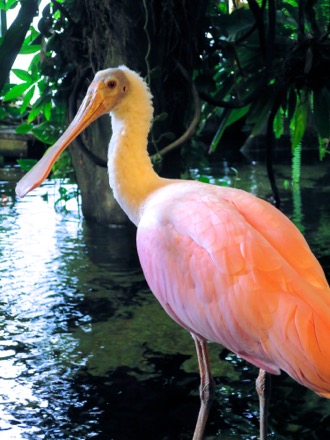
<box><xmin>107</xmin><ymin>80</ymin><xmax>117</xmax><ymax>89</ymax></box>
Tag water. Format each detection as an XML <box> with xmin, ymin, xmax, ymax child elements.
<box><xmin>1</xmin><ymin>155</ymin><xmax>330</xmax><ymax>439</ymax></box>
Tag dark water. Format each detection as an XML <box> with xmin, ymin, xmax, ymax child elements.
<box><xmin>1</xmin><ymin>155</ymin><xmax>330</xmax><ymax>439</ymax></box>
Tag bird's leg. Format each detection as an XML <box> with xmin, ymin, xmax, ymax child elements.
<box><xmin>256</xmin><ymin>369</ymin><xmax>271</xmax><ymax>440</ymax></box>
<box><xmin>192</xmin><ymin>335</ymin><xmax>215</xmax><ymax>440</ymax></box>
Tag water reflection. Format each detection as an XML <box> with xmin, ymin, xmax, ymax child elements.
<box><xmin>0</xmin><ymin>157</ymin><xmax>330</xmax><ymax>439</ymax></box>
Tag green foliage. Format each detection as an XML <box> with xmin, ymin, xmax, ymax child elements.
<box><xmin>292</xmin><ymin>140</ymin><xmax>302</xmax><ymax>186</ymax></box>
<box><xmin>195</xmin><ymin>0</ymin><xmax>330</xmax><ymax>184</ymax></box>
<box><xmin>273</xmin><ymin>108</ymin><xmax>285</xmax><ymax>139</ymax></box>
<box><xmin>16</xmin><ymin>157</ymin><xmax>37</xmax><ymax>171</ymax></box>
<box><xmin>54</xmin><ymin>185</ymin><xmax>80</xmax><ymax>213</ymax></box>
<box><xmin>0</xmin><ymin>0</ymin><xmax>329</xmax><ymax>191</ymax></box>
<box><xmin>3</xmin><ymin>53</ymin><xmax>67</xmax><ymax>144</ymax></box>
<box><xmin>51</xmin><ymin>150</ymin><xmax>74</xmax><ymax>180</ymax></box>
<box><xmin>0</xmin><ymin>1</ymin><xmax>75</xmax><ymax>180</ymax></box>
<box><xmin>0</xmin><ymin>0</ymin><xmax>18</xmax><ymax>11</ymax></box>
<box><xmin>290</xmin><ymin>89</ymin><xmax>308</xmax><ymax>153</ymax></box>
<box><xmin>210</xmin><ymin>104</ymin><xmax>251</xmax><ymax>153</ymax></box>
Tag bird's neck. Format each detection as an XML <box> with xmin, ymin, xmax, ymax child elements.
<box><xmin>108</xmin><ymin>111</ymin><xmax>163</xmax><ymax>225</ymax></box>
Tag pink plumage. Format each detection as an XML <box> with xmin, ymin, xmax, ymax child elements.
<box><xmin>137</xmin><ymin>181</ymin><xmax>330</xmax><ymax>397</ymax></box>
<box><xmin>16</xmin><ymin>66</ymin><xmax>330</xmax><ymax>439</ymax></box>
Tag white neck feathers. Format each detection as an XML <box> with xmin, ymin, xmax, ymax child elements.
<box><xmin>107</xmin><ymin>69</ymin><xmax>162</xmax><ymax>225</ymax></box>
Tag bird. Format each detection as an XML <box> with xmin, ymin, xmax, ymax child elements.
<box><xmin>16</xmin><ymin>66</ymin><xmax>330</xmax><ymax>439</ymax></box>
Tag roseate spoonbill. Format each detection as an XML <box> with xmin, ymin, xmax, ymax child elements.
<box><xmin>16</xmin><ymin>66</ymin><xmax>330</xmax><ymax>439</ymax></box>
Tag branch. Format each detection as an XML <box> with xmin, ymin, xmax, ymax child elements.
<box><xmin>298</xmin><ymin>0</ymin><xmax>305</xmax><ymax>42</ymax></box>
<box><xmin>0</xmin><ymin>0</ymin><xmax>38</xmax><ymax>94</ymax></box>
<box><xmin>266</xmin><ymin>0</ymin><xmax>276</xmax><ymax>74</ymax></box>
<box><xmin>265</xmin><ymin>84</ymin><xmax>290</xmax><ymax>208</ymax></box>
<box><xmin>151</xmin><ymin>64</ymin><xmax>201</xmax><ymax>158</ymax></box>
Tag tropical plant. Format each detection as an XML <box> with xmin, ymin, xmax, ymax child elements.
<box><xmin>0</xmin><ymin>0</ymin><xmax>81</xmax><ymax>185</ymax></box>
<box><xmin>1</xmin><ymin>0</ymin><xmax>329</xmax><ymax>208</ymax></box>
<box><xmin>194</xmin><ymin>0</ymin><xmax>330</xmax><ymax>205</ymax></box>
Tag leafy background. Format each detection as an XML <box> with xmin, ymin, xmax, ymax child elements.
<box><xmin>0</xmin><ymin>0</ymin><xmax>329</xmax><ymax>196</ymax></box>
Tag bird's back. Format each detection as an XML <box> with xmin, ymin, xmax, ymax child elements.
<box><xmin>137</xmin><ymin>181</ymin><xmax>330</xmax><ymax>398</ymax></box>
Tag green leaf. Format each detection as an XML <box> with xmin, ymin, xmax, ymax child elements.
<box><xmin>209</xmin><ymin>109</ymin><xmax>231</xmax><ymax>153</ymax></box>
<box><xmin>274</xmin><ymin>108</ymin><xmax>284</xmax><ymax>139</ymax></box>
<box><xmin>12</xmin><ymin>69</ymin><xmax>34</xmax><ymax>83</ymax></box>
<box><xmin>19</xmin><ymin>44</ymin><xmax>40</xmax><ymax>54</ymax></box>
<box><xmin>33</xmin><ymin>93</ymin><xmax>49</xmax><ymax>109</ymax></box>
<box><xmin>16</xmin><ymin>123</ymin><xmax>33</xmax><ymax>134</ymax></box>
<box><xmin>58</xmin><ymin>186</ymin><xmax>68</xmax><ymax>196</ymax></box>
<box><xmin>217</xmin><ymin>2</ymin><xmax>228</xmax><ymax>13</ymax></box>
<box><xmin>8</xmin><ymin>0</ymin><xmax>17</xmax><ymax>9</ymax></box>
<box><xmin>29</xmin><ymin>53</ymin><xmax>41</xmax><ymax>79</ymax></box>
<box><xmin>0</xmin><ymin>107</ymin><xmax>7</xmax><ymax>120</ymax></box>
<box><xmin>198</xmin><ymin>176</ymin><xmax>210</xmax><ymax>183</ymax></box>
<box><xmin>292</xmin><ymin>141</ymin><xmax>302</xmax><ymax>185</ymax></box>
<box><xmin>226</xmin><ymin>104</ymin><xmax>251</xmax><ymax>127</ymax></box>
<box><xmin>43</xmin><ymin>101</ymin><xmax>53</xmax><ymax>121</ymax></box>
<box><xmin>3</xmin><ymin>83</ymin><xmax>31</xmax><ymax>101</ymax></box>
<box><xmin>20</xmin><ymin>85</ymin><xmax>35</xmax><ymax>113</ymax></box>
<box><xmin>0</xmin><ymin>0</ymin><xmax>17</xmax><ymax>11</ymax></box>
<box><xmin>210</xmin><ymin>104</ymin><xmax>251</xmax><ymax>153</ymax></box>
<box><xmin>28</xmin><ymin>106</ymin><xmax>42</xmax><ymax>123</ymax></box>
<box><xmin>212</xmin><ymin>72</ymin><xmax>236</xmax><ymax>102</ymax></box>
<box><xmin>290</xmin><ymin>91</ymin><xmax>308</xmax><ymax>152</ymax></box>
<box><xmin>32</xmin><ymin>121</ymin><xmax>61</xmax><ymax>144</ymax></box>
<box><xmin>17</xmin><ymin>158</ymin><xmax>38</xmax><ymax>172</ymax></box>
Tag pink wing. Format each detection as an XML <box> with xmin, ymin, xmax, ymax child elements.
<box><xmin>137</xmin><ymin>182</ymin><xmax>330</xmax><ymax>397</ymax></box>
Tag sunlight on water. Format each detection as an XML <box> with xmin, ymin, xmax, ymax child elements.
<box><xmin>0</xmin><ymin>180</ymin><xmax>89</xmax><ymax>439</ymax></box>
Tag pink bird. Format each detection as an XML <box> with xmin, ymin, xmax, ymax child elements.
<box><xmin>16</xmin><ymin>66</ymin><xmax>330</xmax><ymax>439</ymax></box>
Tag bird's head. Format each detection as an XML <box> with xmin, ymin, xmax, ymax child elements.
<box><xmin>15</xmin><ymin>66</ymin><xmax>152</xmax><ymax>198</ymax></box>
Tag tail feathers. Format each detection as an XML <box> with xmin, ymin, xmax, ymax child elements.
<box><xmin>273</xmin><ymin>294</ymin><xmax>330</xmax><ymax>398</ymax></box>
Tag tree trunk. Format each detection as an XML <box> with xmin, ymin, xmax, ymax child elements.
<box><xmin>65</xmin><ymin>0</ymin><xmax>208</xmax><ymax>225</ymax></box>
<box><xmin>0</xmin><ymin>0</ymin><xmax>38</xmax><ymax>94</ymax></box>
